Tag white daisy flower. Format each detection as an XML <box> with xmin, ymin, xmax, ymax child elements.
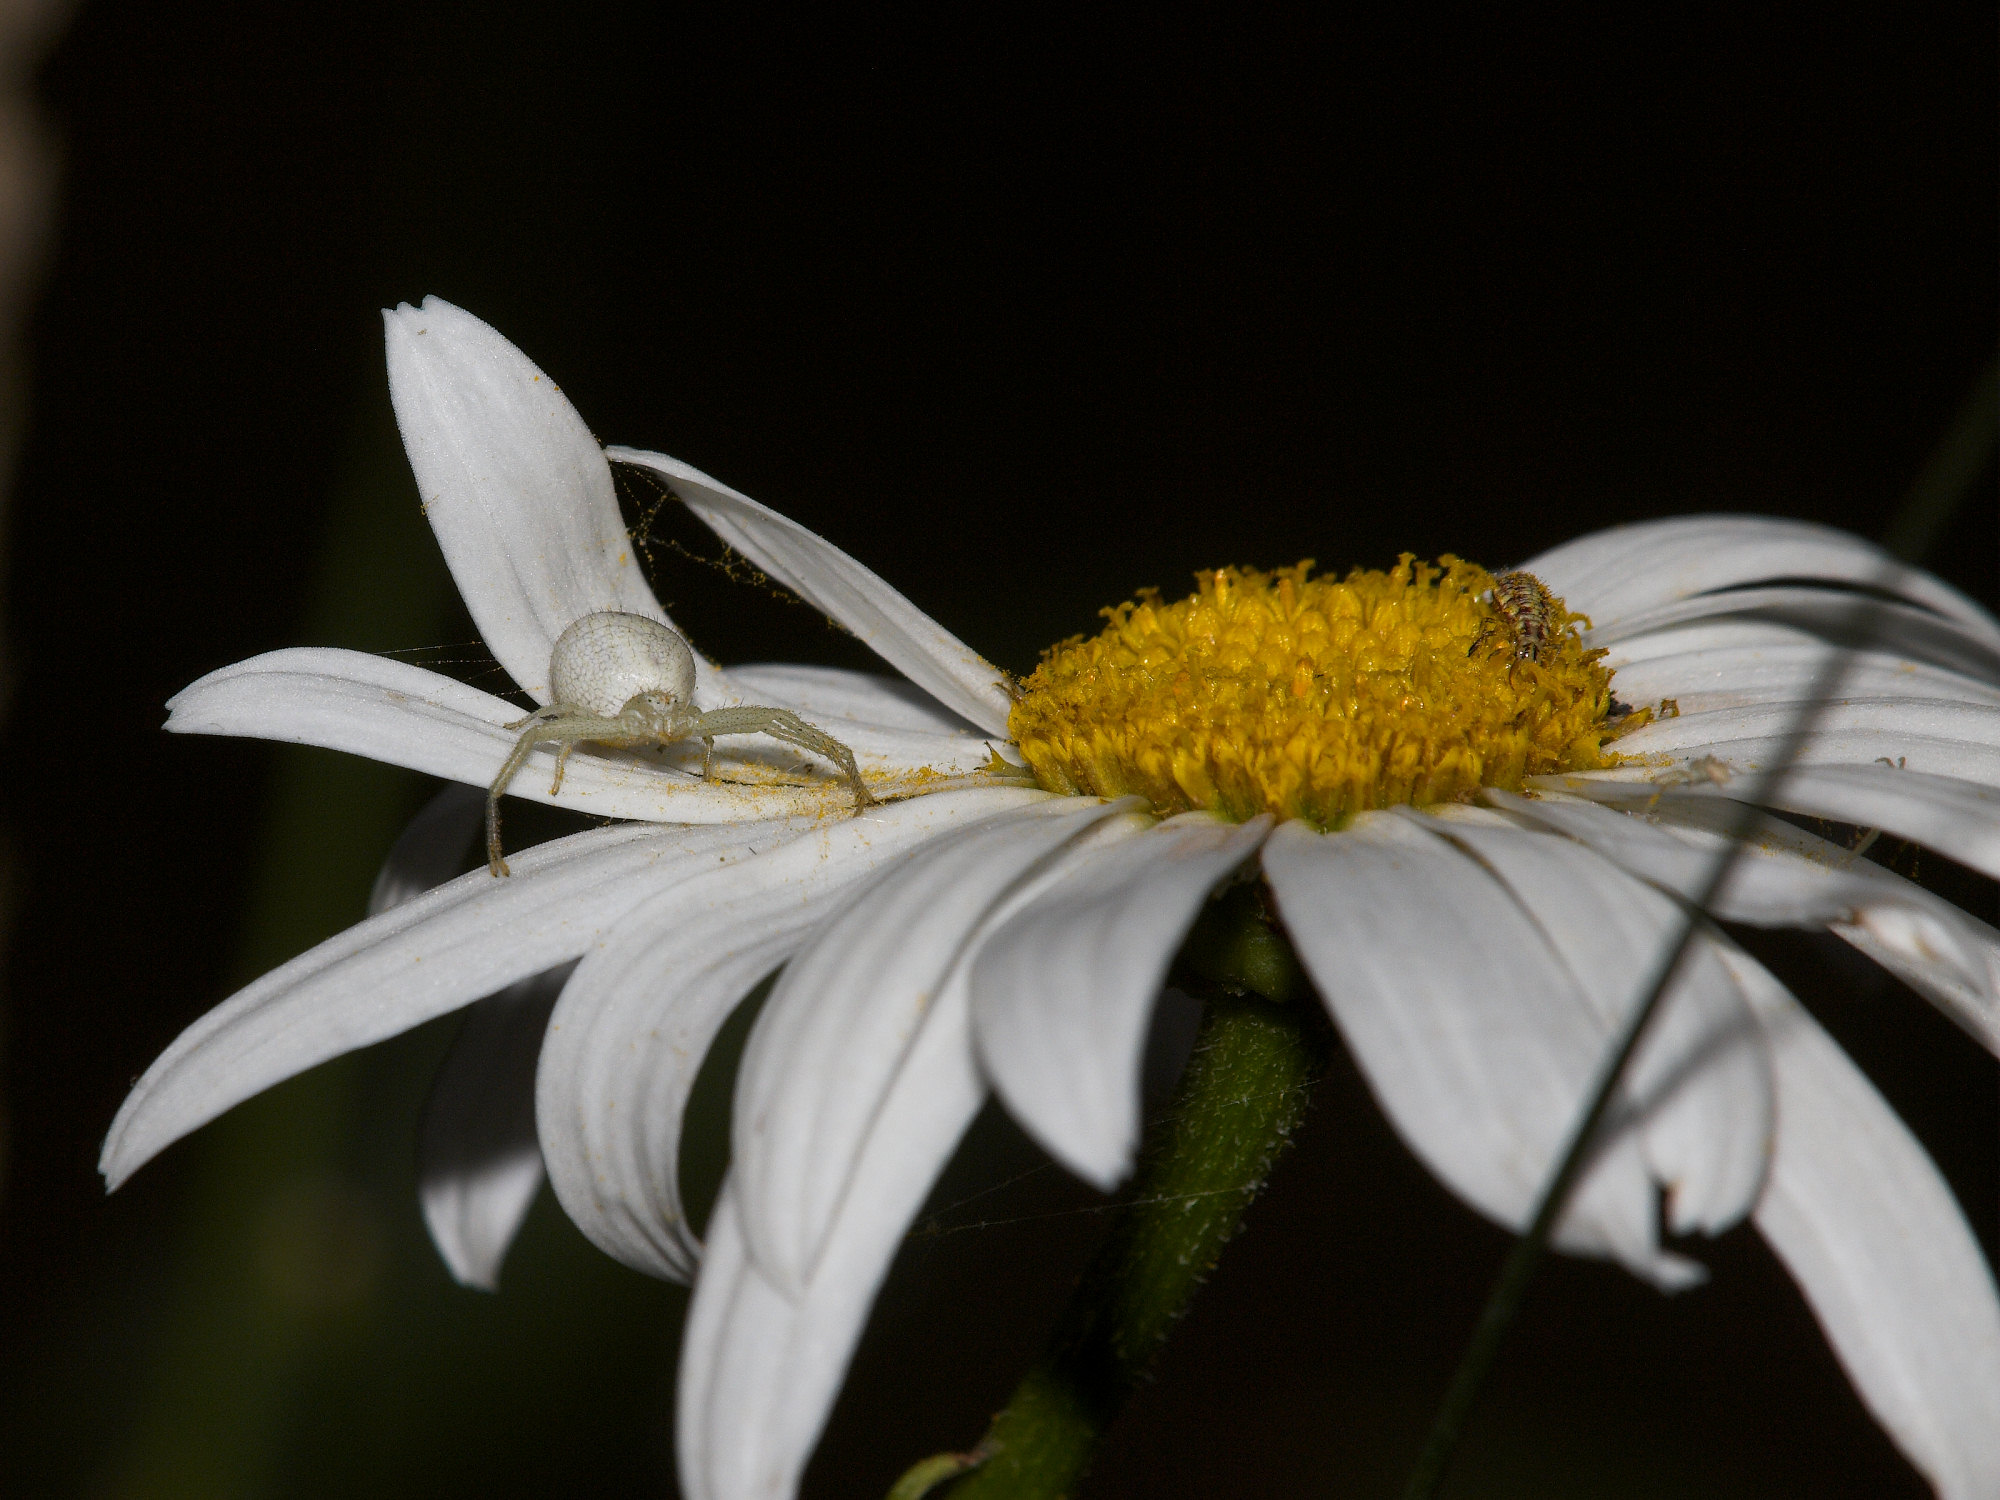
<box><xmin>103</xmin><ymin>298</ymin><xmax>2000</xmax><ymax>1500</ymax></box>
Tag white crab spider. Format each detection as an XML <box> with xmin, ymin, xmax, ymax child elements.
<box><xmin>484</xmin><ymin>611</ymin><xmax>873</xmax><ymax>875</ymax></box>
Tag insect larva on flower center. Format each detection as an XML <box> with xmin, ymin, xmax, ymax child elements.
<box><xmin>1471</xmin><ymin>569</ymin><xmax>1562</xmax><ymax>664</ymax></box>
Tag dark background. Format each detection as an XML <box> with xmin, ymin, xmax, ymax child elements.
<box><xmin>1</xmin><ymin>6</ymin><xmax>1993</xmax><ymax>1497</ymax></box>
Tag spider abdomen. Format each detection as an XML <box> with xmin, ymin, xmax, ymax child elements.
<box><xmin>548</xmin><ymin>611</ymin><xmax>697</xmax><ymax>716</ymax></box>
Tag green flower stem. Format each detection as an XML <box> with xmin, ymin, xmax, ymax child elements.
<box><xmin>901</xmin><ymin>885</ymin><xmax>1325</xmax><ymax>1500</ymax></box>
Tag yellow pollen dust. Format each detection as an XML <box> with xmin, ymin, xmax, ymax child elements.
<box><xmin>1009</xmin><ymin>556</ymin><xmax>1621</xmax><ymax>828</ymax></box>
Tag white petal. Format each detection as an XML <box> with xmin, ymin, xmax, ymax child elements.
<box><xmin>1492</xmin><ymin>788</ymin><xmax>2000</xmax><ymax>1054</ymax></box>
<box><xmin>604</xmin><ymin>446</ymin><xmax>1015</xmax><ymax>736</ymax></box>
<box><xmin>684</xmin><ymin>810</ymin><xmax>1194</xmax><ymax>1498</ymax></box>
<box><xmin>1610</xmin><ymin>697</ymin><xmax>2000</xmax><ymax>783</ymax></box>
<box><xmin>1541</xmin><ymin>763</ymin><xmax>2000</xmax><ymax>885</ymax></box>
<box><xmin>733</xmin><ymin>796</ymin><xmax>1132</xmax><ymax>1290</ymax></box>
<box><xmin>1589</xmin><ymin>587</ymin><xmax>2000</xmax><ymax>685</ymax></box>
<box><xmin>683</xmin><ymin>811</ymin><xmax>1167</xmax><ymax>1499</ymax></box>
<box><xmin>682</xmin><ymin>885</ymin><xmax>1003</xmax><ymax>1500</ymax></box>
<box><xmin>535</xmin><ymin>787</ymin><xmax>1055</xmax><ymax>1283</ymax></box>
<box><xmin>1525</xmin><ymin>515</ymin><xmax>2000</xmax><ymax>650</ymax></box>
<box><xmin>1413</xmin><ymin>807</ymin><xmax>1772</xmax><ymax>1238</ymax></box>
<box><xmin>676</xmin><ymin>1191</ymin><xmax>772</xmax><ymax>1500</ymax></box>
<box><xmin>417</xmin><ymin>965</ymin><xmax>567</xmax><ymax>1290</ymax></box>
<box><xmin>1262</xmin><ymin>815</ymin><xmax>1704</xmax><ymax>1287</ymax></box>
<box><xmin>723</xmin><ymin>662</ymin><xmax>984</xmax><ymax>734</ymax></box>
<box><xmin>100</xmin><ymin>820</ymin><xmax>789</xmax><ymax>1191</ymax></box>
<box><xmin>168</xmin><ymin>648</ymin><xmax>869</xmax><ymax>822</ymax></box>
<box><xmin>973</xmin><ymin>813</ymin><xmax>1274</xmax><ymax>1190</ymax></box>
<box><xmin>383</xmin><ymin>298</ymin><xmax>698</xmax><ymax>702</ymax></box>
<box><xmin>1604</xmin><ymin>613</ymin><xmax>1991</xmax><ymax>668</ymax></box>
<box><xmin>1606</xmin><ymin>640</ymin><xmax>2000</xmax><ymax>716</ymax></box>
<box><xmin>1718</xmin><ymin>943</ymin><xmax>2000</xmax><ymax>1500</ymax></box>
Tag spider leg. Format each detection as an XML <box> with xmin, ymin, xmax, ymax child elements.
<box><xmin>485</xmin><ymin>709</ymin><xmax>626</xmax><ymax>877</ymax></box>
<box><xmin>692</xmin><ymin>705</ymin><xmax>875</xmax><ymax>810</ymax></box>
<box><xmin>701</xmin><ymin>736</ymin><xmax>716</xmax><ymax>781</ymax></box>
<box><xmin>487</xmin><ymin>715</ymin><xmax>558</xmax><ymax>878</ymax></box>
<box><xmin>502</xmin><ymin>704</ymin><xmax>561</xmax><ymax>733</ymax></box>
<box><xmin>550</xmin><ymin>741</ymin><xmax>576</xmax><ymax>796</ymax></box>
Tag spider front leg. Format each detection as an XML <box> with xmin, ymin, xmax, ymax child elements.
<box><xmin>485</xmin><ymin>708</ymin><xmax>628</xmax><ymax>877</ymax></box>
<box><xmin>691</xmin><ymin>704</ymin><xmax>875</xmax><ymax>810</ymax></box>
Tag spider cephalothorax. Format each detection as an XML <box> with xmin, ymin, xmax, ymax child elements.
<box><xmin>484</xmin><ymin>611</ymin><xmax>873</xmax><ymax>874</ymax></box>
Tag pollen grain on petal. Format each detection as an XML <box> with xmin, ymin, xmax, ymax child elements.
<box><xmin>1010</xmin><ymin>556</ymin><xmax>1618</xmax><ymax>828</ymax></box>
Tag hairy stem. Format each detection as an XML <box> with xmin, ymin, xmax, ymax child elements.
<box><xmin>896</xmin><ymin>884</ymin><xmax>1325</xmax><ymax>1500</ymax></box>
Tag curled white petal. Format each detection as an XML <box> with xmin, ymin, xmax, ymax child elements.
<box><xmin>973</xmin><ymin>812</ymin><xmax>1274</xmax><ymax>1190</ymax></box>
<box><xmin>418</xmin><ymin>966</ymin><xmax>567</xmax><ymax>1291</ymax></box>
<box><xmin>535</xmin><ymin>787</ymin><xmax>1054</xmax><ymax>1283</ymax></box>
<box><xmin>1720</xmin><ymin>944</ymin><xmax>2000</xmax><ymax>1500</ymax></box>
<box><xmin>1525</xmin><ymin>515</ymin><xmax>2000</xmax><ymax>650</ymax></box>
<box><xmin>605</xmin><ymin>446</ymin><xmax>1015</xmax><ymax>736</ymax></box>
<box><xmin>101</xmin><ymin>821</ymin><xmax>788</xmax><ymax>1190</ymax></box>
<box><xmin>732</xmin><ymin>796</ymin><xmax>1129</xmax><ymax>1290</ymax></box>
<box><xmin>383</xmin><ymin>298</ymin><xmax>694</xmax><ymax>701</ymax></box>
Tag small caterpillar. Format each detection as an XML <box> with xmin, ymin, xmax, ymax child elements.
<box><xmin>1472</xmin><ymin>570</ymin><xmax>1561</xmax><ymax>664</ymax></box>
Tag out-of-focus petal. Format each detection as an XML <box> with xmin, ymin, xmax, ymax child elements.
<box><xmin>1262</xmin><ymin>814</ymin><xmax>1703</xmax><ymax>1287</ymax></box>
<box><xmin>1610</xmin><ymin>698</ymin><xmax>2000</xmax><ymax>783</ymax></box>
<box><xmin>1415</xmin><ymin>806</ymin><xmax>1772</xmax><ymax>1239</ymax></box>
<box><xmin>1491</xmin><ymin>788</ymin><xmax>2000</xmax><ymax>1054</ymax></box>
<box><xmin>1719</xmin><ymin>943</ymin><xmax>2000</xmax><ymax>1500</ymax></box>
<box><xmin>418</xmin><ymin>965</ymin><xmax>567</xmax><ymax>1291</ymax></box>
<box><xmin>100</xmin><ymin>821</ymin><xmax>792</xmax><ymax>1191</ymax></box>
<box><xmin>605</xmin><ymin>446</ymin><xmax>1016</xmax><ymax>736</ymax></box>
<box><xmin>383</xmin><ymin>298</ymin><xmax>703</xmax><ymax>701</ymax></box>
<box><xmin>733</xmin><ymin>796</ymin><xmax>1130</xmax><ymax>1290</ymax></box>
<box><xmin>362</xmin><ymin>782</ymin><xmax>550</xmax><ymax>1289</ymax></box>
<box><xmin>367</xmin><ymin>783</ymin><xmax>484</xmax><ymax>913</ymax></box>
<box><xmin>535</xmin><ymin>787</ymin><xmax>1054</xmax><ymax>1283</ymax></box>
<box><xmin>973</xmin><ymin>812</ymin><xmax>1274</xmax><ymax>1190</ymax></box>
<box><xmin>167</xmin><ymin>648</ymin><xmax>864</xmax><ymax>822</ymax></box>
<box><xmin>1525</xmin><ymin>515</ymin><xmax>2000</xmax><ymax>650</ymax></box>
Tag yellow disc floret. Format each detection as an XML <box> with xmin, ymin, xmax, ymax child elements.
<box><xmin>1009</xmin><ymin>556</ymin><xmax>1619</xmax><ymax>828</ymax></box>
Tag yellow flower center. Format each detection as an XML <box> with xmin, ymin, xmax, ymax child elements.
<box><xmin>1009</xmin><ymin>556</ymin><xmax>1620</xmax><ymax>828</ymax></box>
